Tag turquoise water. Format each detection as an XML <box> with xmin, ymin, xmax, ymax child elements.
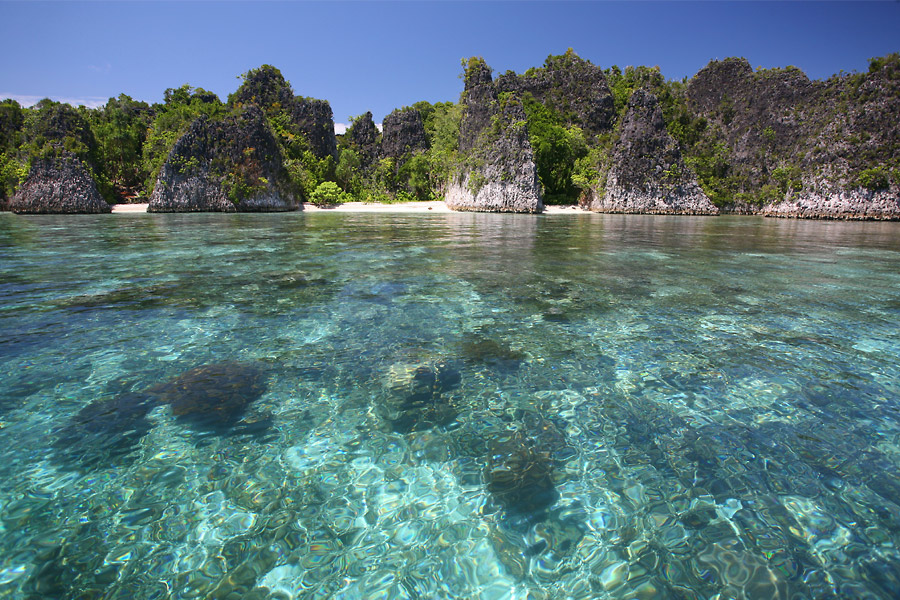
<box><xmin>1</xmin><ymin>212</ymin><xmax>899</xmax><ymax>599</ymax></box>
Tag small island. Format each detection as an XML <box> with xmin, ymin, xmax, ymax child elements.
<box><xmin>1</xmin><ymin>50</ymin><xmax>898</xmax><ymax>219</ymax></box>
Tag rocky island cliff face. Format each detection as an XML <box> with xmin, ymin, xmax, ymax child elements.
<box><xmin>10</xmin><ymin>154</ymin><xmax>110</xmax><ymax>214</ymax></box>
<box><xmin>683</xmin><ymin>56</ymin><xmax>900</xmax><ymax>218</ymax></box>
<box><xmin>148</xmin><ymin>105</ymin><xmax>298</xmax><ymax>212</ymax></box>
<box><xmin>7</xmin><ymin>101</ymin><xmax>110</xmax><ymax>214</ymax></box>
<box><xmin>590</xmin><ymin>89</ymin><xmax>717</xmax><ymax>215</ymax></box>
<box><xmin>444</xmin><ymin>59</ymin><xmax>543</xmax><ymax>213</ymax></box>
<box><xmin>1</xmin><ymin>52</ymin><xmax>898</xmax><ymax>217</ymax></box>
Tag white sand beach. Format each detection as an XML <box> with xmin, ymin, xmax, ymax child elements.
<box><xmin>111</xmin><ymin>203</ymin><xmax>150</xmax><ymax>213</ymax></box>
<box><xmin>110</xmin><ymin>201</ymin><xmax>592</xmax><ymax>214</ymax></box>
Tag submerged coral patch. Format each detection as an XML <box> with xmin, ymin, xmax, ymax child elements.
<box><xmin>147</xmin><ymin>362</ymin><xmax>267</xmax><ymax>431</ymax></box>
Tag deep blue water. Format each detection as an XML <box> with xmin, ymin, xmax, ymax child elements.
<box><xmin>1</xmin><ymin>211</ymin><xmax>899</xmax><ymax>599</ymax></box>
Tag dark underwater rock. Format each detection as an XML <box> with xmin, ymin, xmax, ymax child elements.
<box><xmin>9</xmin><ymin>154</ymin><xmax>111</xmax><ymax>214</ymax></box>
<box><xmin>147</xmin><ymin>362</ymin><xmax>267</xmax><ymax>431</ymax></box>
<box><xmin>459</xmin><ymin>334</ymin><xmax>526</xmax><ymax>373</ymax></box>
<box><xmin>21</xmin><ymin>521</ymin><xmax>114</xmax><ymax>600</ymax></box>
<box><xmin>148</xmin><ymin>106</ymin><xmax>299</xmax><ymax>212</ymax></box>
<box><xmin>381</xmin><ymin>360</ymin><xmax>461</xmax><ymax>433</ymax></box>
<box><xmin>484</xmin><ymin>429</ymin><xmax>559</xmax><ymax>520</ymax></box>
<box><xmin>52</xmin><ymin>392</ymin><xmax>154</xmax><ymax>467</ymax></box>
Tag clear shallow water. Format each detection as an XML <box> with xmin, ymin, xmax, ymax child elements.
<box><xmin>0</xmin><ymin>212</ymin><xmax>899</xmax><ymax>599</ymax></box>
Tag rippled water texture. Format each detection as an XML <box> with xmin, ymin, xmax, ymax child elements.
<box><xmin>1</xmin><ymin>212</ymin><xmax>899</xmax><ymax>599</ymax></box>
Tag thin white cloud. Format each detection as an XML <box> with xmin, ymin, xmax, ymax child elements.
<box><xmin>88</xmin><ymin>62</ymin><xmax>112</xmax><ymax>74</ymax></box>
<box><xmin>334</xmin><ymin>122</ymin><xmax>383</xmax><ymax>134</ymax></box>
<box><xmin>0</xmin><ymin>93</ymin><xmax>108</xmax><ymax>109</ymax></box>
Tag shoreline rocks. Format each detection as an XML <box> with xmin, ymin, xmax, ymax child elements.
<box><xmin>589</xmin><ymin>89</ymin><xmax>718</xmax><ymax>216</ymax></box>
<box><xmin>9</xmin><ymin>154</ymin><xmax>111</xmax><ymax>214</ymax></box>
<box><xmin>446</xmin><ymin>60</ymin><xmax>544</xmax><ymax>214</ymax></box>
<box><xmin>761</xmin><ymin>184</ymin><xmax>900</xmax><ymax>220</ymax></box>
<box><xmin>148</xmin><ymin>106</ymin><xmax>299</xmax><ymax>213</ymax></box>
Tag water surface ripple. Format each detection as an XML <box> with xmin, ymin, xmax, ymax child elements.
<box><xmin>1</xmin><ymin>212</ymin><xmax>899</xmax><ymax>599</ymax></box>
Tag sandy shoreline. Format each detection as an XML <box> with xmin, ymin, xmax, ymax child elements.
<box><xmin>111</xmin><ymin>201</ymin><xmax>592</xmax><ymax>214</ymax></box>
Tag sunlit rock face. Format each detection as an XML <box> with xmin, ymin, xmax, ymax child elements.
<box><xmin>590</xmin><ymin>89</ymin><xmax>717</xmax><ymax>215</ymax></box>
<box><xmin>11</xmin><ymin>154</ymin><xmax>111</xmax><ymax>214</ymax></box>
<box><xmin>446</xmin><ymin>59</ymin><xmax>544</xmax><ymax>214</ymax></box>
<box><xmin>149</xmin><ymin>106</ymin><xmax>299</xmax><ymax>212</ymax></box>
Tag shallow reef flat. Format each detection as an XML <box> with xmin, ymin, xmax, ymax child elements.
<box><xmin>1</xmin><ymin>212</ymin><xmax>899</xmax><ymax>598</ymax></box>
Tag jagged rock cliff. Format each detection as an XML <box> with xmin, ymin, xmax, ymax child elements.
<box><xmin>685</xmin><ymin>55</ymin><xmax>900</xmax><ymax>218</ymax></box>
<box><xmin>345</xmin><ymin>111</ymin><xmax>381</xmax><ymax>169</ymax></box>
<box><xmin>291</xmin><ymin>98</ymin><xmax>338</xmax><ymax>160</ymax></box>
<box><xmin>445</xmin><ymin>59</ymin><xmax>543</xmax><ymax>213</ymax></box>
<box><xmin>591</xmin><ymin>89</ymin><xmax>717</xmax><ymax>215</ymax></box>
<box><xmin>496</xmin><ymin>49</ymin><xmax>615</xmax><ymax>137</ymax></box>
<box><xmin>9</xmin><ymin>154</ymin><xmax>110</xmax><ymax>214</ymax></box>
<box><xmin>7</xmin><ymin>101</ymin><xmax>111</xmax><ymax>213</ymax></box>
<box><xmin>148</xmin><ymin>106</ymin><xmax>298</xmax><ymax>212</ymax></box>
<box><xmin>229</xmin><ymin>64</ymin><xmax>337</xmax><ymax>160</ymax></box>
<box><xmin>458</xmin><ymin>60</ymin><xmax>496</xmax><ymax>153</ymax></box>
<box><xmin>381</xmin><ymin>108</ymin><xmax>428</xmax><ymax>160</ymax></box>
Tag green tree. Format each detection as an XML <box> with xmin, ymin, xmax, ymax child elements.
<box><xmin>521</xmin><ymin>93</ymin><xmax>588</xmax><ymax>203</ymax></box>
<box><xmin>336</xmin><ymin>147</ymin><xmax>362</xmax><ymax>197</ymax></box>
<box><xmin>426</xmin><ymin>102</ymin><xmax>462</xmax><ymax>192</ymax></box>
<box><xmin>0</xmin><ymin>99</ymin><xmax>26</xmax><ymax>200</ymax></box>
<box><xmin>91</xmin><ymin>94</ymin><xmax>153</xmax><ymax>200</ymax></box>
<box><xmin>397</xmin><ymin>153</ymin><xmax>433</xmax><ymax>201</ymax></box>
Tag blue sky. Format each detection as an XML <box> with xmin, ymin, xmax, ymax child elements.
<box><xmin>1</xmin><ymin>1</ymin><xmax>898</xmax><ymax>129</ymax></box>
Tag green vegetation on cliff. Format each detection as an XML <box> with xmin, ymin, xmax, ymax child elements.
<box><xmin>1</xmin><ymin>51</ymin><xmax>898</xmax><ymax>214</ymax></box>
<box><xmin>142</xmin><ymin>85</ymin><xmax>224</xmax><ymax>197</ymax></box>
<box><xmin>2</xmin><ymin>99</ymin><xmax>114</xmax><ymax>202</ymax></box>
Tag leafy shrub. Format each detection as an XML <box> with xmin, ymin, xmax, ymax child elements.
<box><xmin>521</xmin><ymin>93</ymin><xmax>588</xmax><ymax>203</ymax></box>
<box><xmin>857</xmin><ymin>167</ymin><xmax>890</xmax><ymax>191</ymax></box>
<box><xmin>309</xmin><ymin>181</ymin><xmax>348</xmax><ymax>206</ymax></box>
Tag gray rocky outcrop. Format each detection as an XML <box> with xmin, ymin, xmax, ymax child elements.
<box><xmin>685</xmin><ymin>56</ymin><xmax>900</xmax><ymax>218</ymax></box>
<box><xmin>591</xmin><ymin>89</ymin><xmax>717</xmax><ymax>215</ymax></box>
<box><xmin>7</xmin><ymin>101</ymin><xmax>110</xmax><ymax>213</ymax></box>
<box><xmin>345</xmin><ymin>111</ymin><xmax>381</xmax><ymax>169</ymax></box>
<box><xmin>496</xmin><ymin>50</ymin><xmax>615</xmax><ymax>137</ymax></box>
<box><xmin>291</xmin><ymin>98</ymin><xmax>338</xmax><ymax>160</ymax></box>
<box><xmin>381</xmin><ymin>108</ymin><xmax>428</xmax><ymax>160</ymax></box>
<box><xmin>687</xmin><ymin>58</ymin><xmax>820</xmax><ymax>183</ymax></box>
<box><xmin>9</xmin><ymin>154</ymin><xmax>110</xmax><ymax>214</ymax></box>
<box><xmin>230</xmin><ymin>64</ymin><xmax>337</xmax><ymax>160</ymax></box>
<box><xmin>446</xmin><ymin>60</ymin><xmax>543</xmax><ymax>213</ymax></box>
<box><xmin>148</xmin><ymin>106</ymin><xmax>298</xmax><ymax>212</ymax></box>
<box><xmin>762</xmin><ymin>182</ymin><xmax>900</xmax><ymax>220</ymax></box>
<box><xmin>458</xmin><ymin>60</ymin><xmax>497</xmax><ymax>153</ymax></box>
